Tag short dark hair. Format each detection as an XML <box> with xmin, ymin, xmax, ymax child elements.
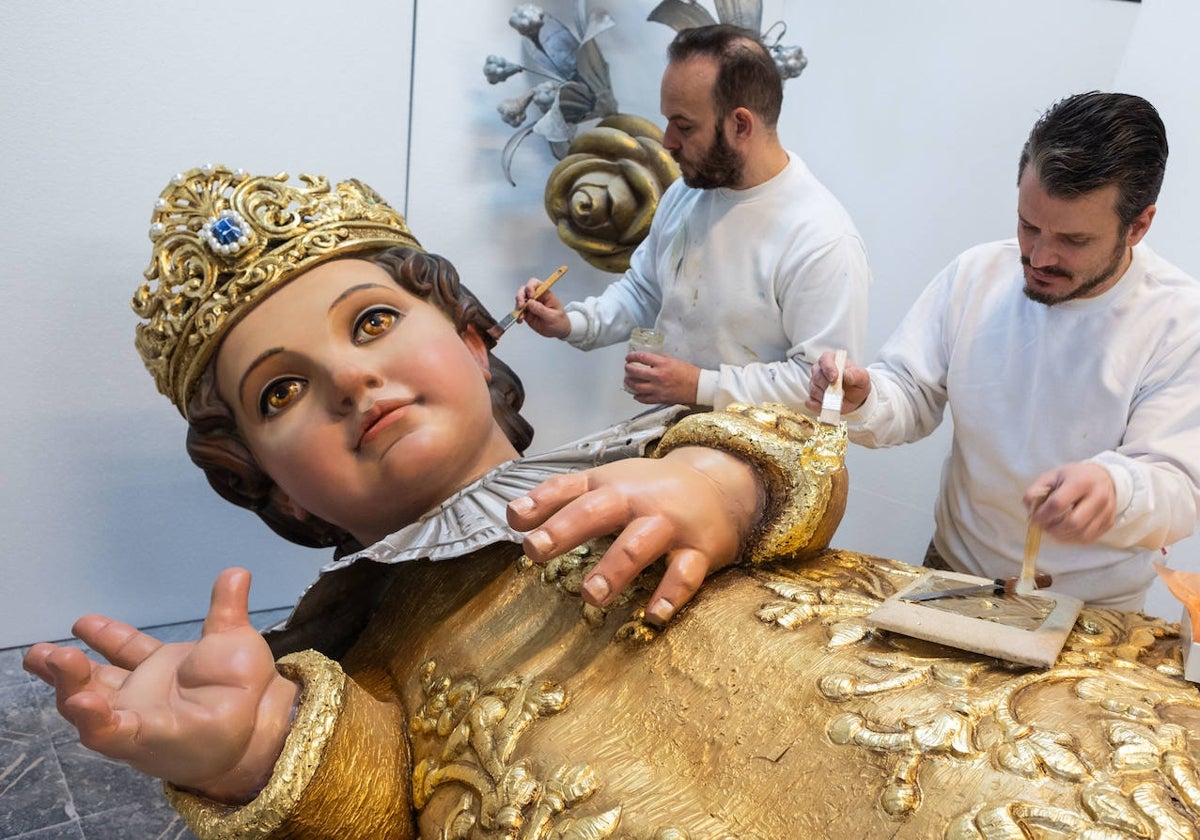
<box><xmin>1018</xmin><ymin>91</ymin><xmax>1168</xmax><ymax>227</ymax></box>
<box><xmin>668</xmin><ymin>23</ymin><xmax>783</xmax><ymax>126</ymax></box>
<box><xmin>184</xmin><ymin>246</ymin><xmax>534</xmax><ymax>553</ymax></box>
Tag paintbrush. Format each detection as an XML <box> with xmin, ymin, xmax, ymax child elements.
<box><xmin>1015</xmin><ymin>491</ymin><xmax>1049</xmax><ymax>595</ymax></box>
<box><xmin>491</xmin><ymin>265</ymin><xmax>568</xmax><ymax>338</ymax></box>
<box><xmin>819</xmin><ymin>349</ymin><xmax>848</xmax><ymax>424</ymax></box>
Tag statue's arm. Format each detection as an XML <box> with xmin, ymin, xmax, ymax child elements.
<box><xmin>509</xmin><ymin>402</ymin><xmax>848</xmax><ymax>625</ymax></box>
<box><xmin>167</xmin><ymin>650</ymin><xmax>416</xmax><ymax>840</ymax></box>
<box><xmin>654</xmin><ymin>402</ymin><xmax>848</xmax><ymax>563</ymax></box>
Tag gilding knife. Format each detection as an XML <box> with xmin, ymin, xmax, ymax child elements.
<box><xmin>903</xmin><ymin>572</ymin><xmax>1053</xmax><ymax>602</ymax></box>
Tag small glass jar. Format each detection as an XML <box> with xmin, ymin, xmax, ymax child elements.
<box><xmin>628</xmin><ymin>326</ymin><xmax>665</xmax><ymax>354</ymax></box>
<box><xmin>625</xmin><ymin>327</ymin><xmax>664</xmax><ymax>392</ymax></box>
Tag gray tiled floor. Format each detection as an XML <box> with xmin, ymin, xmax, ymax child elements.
<box><xmin>0</xmin><ymin>609</ymin><xmax>291</xmax><ymax>839</ymax></box>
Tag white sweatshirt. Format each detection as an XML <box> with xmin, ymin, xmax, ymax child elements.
<box><xmin>564</xmin><ymin>153</ymin><xmax>870</xmax><ymax>409</ymax></box>
<box><xmin>848</xmin><ymin>239</ymin><xmax>1200</xmax><ymax>609</ymax></box>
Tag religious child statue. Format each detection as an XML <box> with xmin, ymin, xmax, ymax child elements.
<box><xmin>26</xmin><ymin>167</ymin><xmax>1200</xmax><ymax>839</ymax></box>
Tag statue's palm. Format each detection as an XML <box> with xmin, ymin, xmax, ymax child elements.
<box><xmin>25</xmin><ymin>568</ymin><xmax>288</xmax><ymax>800</ymax></box>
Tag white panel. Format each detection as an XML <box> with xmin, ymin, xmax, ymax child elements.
<box><xmin>0</xmin><ymin>1</ymin><xmax>415</xmax><ymax>647</ymax></box>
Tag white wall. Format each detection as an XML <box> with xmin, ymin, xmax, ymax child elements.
<box><xmin>2</xmin><ymin>0</ymin><xmax>1195</xmax><ymax>648</ymax></box>
<box><xmin>0</xmin><ymin>1</ymin><xmax>415</xmax><ymax>647</ymax></box>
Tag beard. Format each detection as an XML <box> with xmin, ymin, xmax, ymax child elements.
<box><xmin>1021</xmin><ymin>237</ymin><xmax>1128</xmax><ymax>305</ymax></box>
<box><xmin>678</xmin><ymin>124</ymin><xmax>744</xmax><ymax>190</ymax></box>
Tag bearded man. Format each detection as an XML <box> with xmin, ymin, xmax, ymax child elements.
<box><xmin>808</xmin><ymin>91</ymin><xmax>1200</xmax><ymax>611</ymax></box>
<box><xmin>518</xmin><ymin>23</ymin><xmax>871</xmax><ymax>410</ymax></box>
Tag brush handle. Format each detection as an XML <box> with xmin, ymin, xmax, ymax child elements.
<box><xmin>1015</xmin><ymin>491</ymin><xmax>1049</xmax><ymax>595</ymax></box>
<box><xmin>511</xmin><ymin>265</ymin><xmax>568</xmax><ymax>318</ymax></box>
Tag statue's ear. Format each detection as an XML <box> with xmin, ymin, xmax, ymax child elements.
<box><xmin>462</xmin><ymin>325</ymin><xmax>493</xmax><ymax>383</ymax></box>
<box><xmin>269</xmin><ymin>485</ymin><xmax>310</xmax><ymax>522</ymax></box>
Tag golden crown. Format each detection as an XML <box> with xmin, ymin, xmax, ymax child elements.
<box><xmin>133</xmin><ymin>165</ymin><xmax>422</xmax><ymax>416</ymax></box>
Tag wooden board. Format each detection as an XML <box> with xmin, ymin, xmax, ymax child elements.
<box><xmin>867</xmin><ymin>570</ymin><xmax>1083</xmax><ymax>668</ymax></box>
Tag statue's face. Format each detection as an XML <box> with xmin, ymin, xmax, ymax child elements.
<box><xmin>215</xmin><ymin>258</ymin><xmax>518</xmax><ymax>545</ymax></box>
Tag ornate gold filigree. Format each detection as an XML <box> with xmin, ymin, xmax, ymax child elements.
<box><xmin>519</xmin><ymin>540</ymin><xmax>660</xmax><ymax>642</ymax></box>
<box><xmin>410</xmin><ymin>660</ymin><xmax>622</xmax><ymax>839</ymax></box>
<box><xmin>754</xmin><ymin>554</ymin><xmax>1200</xmax><ymax>837</ymax></box>
<box><xmin>410</xmin><ymin>659</ymin><xmax>692</xmax><ymax>839</ymax></box>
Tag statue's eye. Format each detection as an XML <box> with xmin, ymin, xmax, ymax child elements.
<box><xmin>259</xmin><ymin>378</ymin><xmax>305</xmax><ymax>417</ymax></box>
<box><xmin>354</xmin><ymin>307</ymin><xmax>399</xmax><ymax>343</ymax></box>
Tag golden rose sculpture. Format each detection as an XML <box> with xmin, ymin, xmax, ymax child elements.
<box><xmin>543</xmin><ymin>114</ymin><xmax>680</xmax><ymax>273</ymax></box>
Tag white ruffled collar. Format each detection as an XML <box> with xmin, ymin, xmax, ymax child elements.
<box><xmin>266</xmin><ymin>406</ymin><xmax>686</xmax><ymax>646</ymax></box>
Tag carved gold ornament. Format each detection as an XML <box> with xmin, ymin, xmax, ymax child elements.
<box><xmin>755</xmin><ymin>552</ymin><xmax>1200</xmax><ymax>838</ymax></box>
<box><xmin>411</xmin><ymin>660</ymin><xmax>624</xmax><ymax>840</ymax></box>
<box><xmin>519</xmin><ymin>542</ymin><xmax>660</xmax><ymax>642</ymax></box>
<box><xmin>133</xmin><ymin>165</ymin><xmax>421</xmax><ymax>415</ymax></box>
<box><xmin>544</xmin><ymin>115</ymin><xmax>680</xmax><ymax>273</ymax></box>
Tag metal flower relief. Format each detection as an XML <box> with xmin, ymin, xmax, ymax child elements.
<box><xmin>484</xmin><ymin>1</ymin><xmax>807</xmax><ymax>271</ymax></box>
<box><xmin>483</xmin><ymin>3</ymin><xmax>620</xmax><ymax>186</ymax></box>
<box><xmin>544</xmin><ymin>114</ymin><xmax>680</xmax><ymax>273</ymax></box>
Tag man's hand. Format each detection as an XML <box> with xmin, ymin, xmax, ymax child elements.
<box><xmin>1024</xmin><ymin>462</ymin><xmax>1117</xmax><ymax>543</ymax></box>
<box><xmin>23</xmin><ymin>568</ymin><xmax>298</xmax><ymax>805</ymax></box>
<box><xmin>624</xmin><ymin>351</ymin><xmax>700</xmax><ymax>405</ymax></box>
<box><xmin>806</xmin><ymin>350</ymin><xmax>871</xmax><ymax>415</ymax></box>
<box><xmin>507</xmin><ymin>446</ymin><xmax>763</xmax><ymax>626</ymax></box>
<box><xmin>515</xmin><ymin>277</ymin><xmax>570</xmax><ymax>338</ymax></box>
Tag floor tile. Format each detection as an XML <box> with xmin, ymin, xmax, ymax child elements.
<box><xmin>0</xmin><ymin>650</ymin><xmax>29</xmax><ymax>691</ymax></box>
<box><xmin>53</xmin><ymin>743</ymin><xmax>169</xmax><ymax>821</ymax></box>
<box><xmin>7</xmin><ymin>821</ymin><xmax>84</xmax><ymax>839</ymax></box>
<box><xmin>0</xmin><ymin>684</ymin><xmax>74</xmax><ymax>837</ymax></box>
<box><xmin>0</xmin><ymin>607</ymin><xmax>290</xmax><ymax>839</ymax></box>
<box><xmin>78</xmin><ymin>803</ymin><xmax>196</xmax><ymax>840</ymax></box>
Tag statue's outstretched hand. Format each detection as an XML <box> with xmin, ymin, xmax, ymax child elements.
<box><xmin>23</xmin><ymin>568</ymin><xmax>298</xmax><ymax>805</ymax></box>
<box><xmin>508</xmin><ymin>447</ymin><xmax>763</xmax><ymax>626</ymax></box>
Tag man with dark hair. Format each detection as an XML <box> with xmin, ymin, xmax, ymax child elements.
<box><xmin>520</xmin><ymin>23</ymin><xmax>870</xmax><ymax>410</ymax></box>
<box><xmin>808</xmin><ymin>92</ymin><xmax>1200</xmax><ymax>611</ymax></box>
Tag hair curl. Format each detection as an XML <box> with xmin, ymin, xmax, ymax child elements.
<box><xmin>1018</xmin><ymin>91</ymin><xmax>1167</xmax><ymax>227</ymax></box>
<box><xmin>668</xmin><ymin>23</ymin><xmax>783</xmax><ymax>126</ymax></box>
<box><xmin>183</xmin><ymin>246</ymin><xmax>534</xmax><ymax>553</ymax></box>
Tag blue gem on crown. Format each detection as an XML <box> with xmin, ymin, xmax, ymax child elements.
<box><xmin>199</xmin><ymin>208</ymin><xmax>253</xmax><ymax>256</ymax></box>
<box><xmin>211</xmin><ymin>216</ymin><xmax>242</xmax><ymax>244</ymax></box>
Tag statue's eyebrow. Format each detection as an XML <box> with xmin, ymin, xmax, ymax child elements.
<box><xmin>329</xmin><ymin>282</ymin><xmax>390</xmax><ymax>311</ymax></box>
<box><xmin>238</xmin><ymin>347</ymin><xmax>284</xmax><ymax>407</ymax></box>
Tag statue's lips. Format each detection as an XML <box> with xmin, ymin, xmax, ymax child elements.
<box><xmin>357</xmin><ymin>401</ymin><xmax>411</xmax><ymax>450</ymax></box>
